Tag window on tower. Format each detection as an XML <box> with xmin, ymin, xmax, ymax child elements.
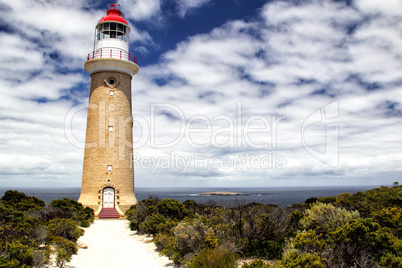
<box><xmin>96</xmin><ymin>22</ymin><xmax>128</xmax><ymax>42</ymax></box>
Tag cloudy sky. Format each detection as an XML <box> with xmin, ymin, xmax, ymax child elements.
<box><xmin>0</xmin><ymin>0</ymin><xmax>401</xmax><ymax>188</ymax></box>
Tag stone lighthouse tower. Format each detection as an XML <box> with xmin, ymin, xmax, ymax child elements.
<box><xmin>78</xmin><ymin>5</ymin><xmax>138</xmax><ymax>218</ymax></box>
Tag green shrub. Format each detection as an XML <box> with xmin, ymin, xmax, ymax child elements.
<box><xmin>154</xmin><ymin>233</ymin><xmax>174</xmax><ymax>252</ymax></box>
<box><xmin>300</xmin><ymin>202</ymin><xmax>360</xmax><ymax>235</ymax></box>
<box><xmin>0</xmin><ymin>256</ymin><xmax>23</xmax><ymax>268</ymax></box>
<box><xmin>129</xmin><ymin>220</ymin><xmax>138</xmax><ymax>231</ymax></box>
<box><xmin>49</xmin><ymin>198</ymin><xmax>94</xmax><ymax>223</ymax></box>
<box><xmin>286</xmin><ymin>210</ymin><xmax>303</xmax><ymax>237</ymax></box>
<box><xmin>371</xmin><ymin>207</ymin><xmax>402</xmax><ymax>237</ymax></box>
<box><xmin>139</xmin><ymin>213</ymin><xmax>166</xmax><ymax>235</ymax></box>
<box><xmin>293</xmin><ymin>230</ymin><xmax>327</xmax><ymax>253</ymax></box>
<box><xmin>153</xmin><ymin>216</ymin><xmax>220</xmax><ymax>264</ymax></box>
<box><xmin>1</xmin><ymin>190</ymin><xmax>45</xmax><ymax>211</ymax></box>
<box><xmin>80</xmin><ymin>220</ymin><xmax>90</xmax><ymax>228</ymax></box>
<box><xmin>125</xmin><ymin>205</ymin><xmax>138</xmax><ymax>220</ymax></box>
<box><xmin>278</xmin><ymin>252</ymin><xmax>327</xmax><ymax>268</ymax></box>
<box><xmin>240</xmin><ymin>239</ymin><xmax>282</xmax><ymax>260</ymax></box>
<box><xmin>304</xmin><ymin>197</ymin><xmax>318</xmax><ymax>204</ymax></box>
<box><xmin>317</xmin><ymin>196</ymin><xmax>336</xmax><ymax>204</ymax></box>
<box><xmin>187</xmin><ymin>247</ymin><xmax>238</xmax><ymax>268</ymax></box>
<box><xmin>125</xmin><ymin>198</ymin><xmax>162</xmax><ymax>231</ymax></box>
<box><xmin>329</xmin><ymin>218</ymin><xmax>400</xmax><ymax>266</ymax></box>
<box><xmin>4</xmin><ymin>242</ymin><xmax>34</xmax><ymax>267</ymax></box>
<box><xmin>172</xmin><ymin>217</ymin><xmax>217</xmax><ymax>260</ymax></box>
<box><xmin>50</xmin><ymin>236</ymin><xmax>78</xmax><ymax>267</ymax></box>
<box><xmin>335</xmin><ymin>186</ymin><xmax>402</xmax><ymax>216</ymax></box>
<box><xmin>379</xmin><ymin>252</ymin><xmax>402</xmax><ymax>267</ymax></box>
<box><xmin>157</xmin><ymin>199</ymin><xmax>188</xmax><ymax>220</ymax></box>
<box><xmin>126</xmin><ymin>187</ymin><xmax>402</xmax><ymax>267</ymax></box>
<box><xmin>47</xmin><ymin>218</ymin><xmax>84</xmax><ymax>242</ymax></box>
<box><xmin>241</xmin><ymin>259</ymin><xmax>272</xmax><ymax>268</ymax></box>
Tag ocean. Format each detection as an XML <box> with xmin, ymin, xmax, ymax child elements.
<box><xmin>0</xmin><ymin>185</ymin><xmax>378</xmax><ymax>208</ymax></box>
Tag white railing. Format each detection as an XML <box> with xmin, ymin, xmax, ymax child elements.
<box><xmin>87</xmin><ymin>49</ymin><xmax>137</xmax><ymax>63</ymax></box>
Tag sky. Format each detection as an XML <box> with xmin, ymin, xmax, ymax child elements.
<box><xmin>0</xmin><ymin>0</ymin><xmax>401</xmax><ymax>188</ymax></box>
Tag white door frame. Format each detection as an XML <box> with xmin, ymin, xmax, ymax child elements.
<box><xmin>103</xmin><ymin>187</ymin><xmax>115</xmax><ymax>208</ymax></box>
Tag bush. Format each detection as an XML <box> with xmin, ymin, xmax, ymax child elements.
<box><xmin>300</xmin><ymin>202</ymin><xmax>360</xmax><ymax>235</ymax></box>
<box><xmin>304</xmin><ymin>197</ymin><xmax>318</xmax><ymax>204</ymax></box>
<box><xmin>4</xmin><ymin>242</ymin><xmax>34</xmax><ymax>267</ymax></box>
<box><xmin>49</xmin><ymin>198</ymin><xmax>94</xmax><ymax>223</ymax></box>
<box><xmin>47</xmin><ymin>218</ymin><xmax>84</xmax><ymax>242</ymax></box>
<box><xmin>80</xmin><ymin>220</ymin><xmax>90</xmax><ymax>228</ymax></box>
<box><xmin>187</xmin><ymin>247</ymin><xmax>238</xmax><ymax>268</ymax></box>
<box><xmin>129</xmin><ymin>220</ymin><xmax>138</xmax><ymax>231</ymax></box>
<box><xmin>139</xmin><ymin>213</ymin><xmax>166</xmax><ymax>235</ymax></box>
<box><xmin>335</xmin><ymin>186</ymin><xmax>402</xmax><ymax>216</ymax></box>
<box><xmin>329</xmin><ymin>218</ymin><xmax>400</xmax><ymax>267</ymax></box>
<box><xmin>240</xmin><ymin>239</ymin><xmax>282</xmax><ymax>260</ymax></box>
<box><xmin>0</xmin><ymin>256</ymin><xmax>23</xmax><ymax>268</ymax></box>
<box><xmin>125</xmin><ymin>197</ymin><xmax>162</xmax><ymax>232</ymax></box>
<box><xmin>124</xmin><ymin>187</ymin><xmax>402</xmax><ymax>267</ymax></box>
<box><xmin>278</xmin><ymin>252</ymin><xmax>327</xmax><ymax>268</ymax></box>
<box><xmin>173</xmin><ymin>218</ymin><xmax>218</xmax><ymax>258</ymax></box>
<box><xmin>371</xmin><ymin>207</ymin><xmax>402</xmax><ymax>237</ymax></box>
<box><xmin>0</xmin><ymin>192</ymin><xmax>91</xmax><ymax>267</ymax></box>
<box><xmin>286</xmin><ymin>210</ymin><xmax>303</xmax><ymax>237</ymax></box>
<box><xmin>50</xmin><ymin>236</ymin><xmax>78</xmax><ymax>267</ymax></box>
<box><xmin>1</xmin><ymin>190</ymin><xmax>45</xmax><ymax>211</ymax></box>
<box><xmin>242</xmin><ymin>259</ymin><xmax>272</xmax><ymax>268</ymax></box>
<box><xmin>154</xmin><ymin>216</ymin><xmax>219</xmax><ymax>264</ymax></box>
<box><xmin>379</xmin><ymin>252</ymin><xmax>402</xmax><ymax>267</ymax></box>
<box><xmin>157</xmin><ymin>199</ymin><xmax>188</xmax><ymax>220</ymax></box>
<box><xmin>154</xmin><ymin>233</ymin><xmax>174</xmax><ymax>252</ymax></box>
<box><xmin>293</xmin><ymin>230</ymin><xmax>327</xmax><ymax>253</ymax></box>
<box><xmin>317</xmin><ymin>196</ymin><xmax>336</xmax><ymax>204</ymax></box>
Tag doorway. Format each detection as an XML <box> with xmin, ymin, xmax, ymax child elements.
<box><xmin>103</xmin><ymin>187</ymin><xmax>115</xmax><ymax>208</ymax></box>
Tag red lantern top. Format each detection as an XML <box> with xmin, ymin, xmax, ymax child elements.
<box><xmin>98</xmin><ymin>4</ymin><xmax>128</xmax><ymax>25</ymax></box>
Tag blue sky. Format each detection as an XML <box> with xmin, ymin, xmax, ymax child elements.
<box><xmin>0</xmin><ymin>0</ymin><xmax>401</xmax><ymax>188</ymax></box>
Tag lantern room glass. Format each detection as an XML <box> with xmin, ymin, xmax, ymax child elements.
<box><xmin>96</xmin><ymin>22</ymin><xmax>128</xmax><ymax>43</ymax></box>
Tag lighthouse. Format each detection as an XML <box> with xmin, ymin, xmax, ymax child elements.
<box><xmin>78</xmin><ymin>5</ymin><xmax>138</xmax><ymax>218</ymax></box>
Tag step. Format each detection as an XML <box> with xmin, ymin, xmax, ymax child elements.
<box><xmin>98</xmin><ymin>208</ymin><xmax>121</xmax><ymax>218</ymax></box>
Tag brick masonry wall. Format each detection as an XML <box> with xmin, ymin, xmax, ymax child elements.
<box><xmin>78</xmin><ymin>70</ymin><xmax>138</xmax><ymax>215</ymax></box>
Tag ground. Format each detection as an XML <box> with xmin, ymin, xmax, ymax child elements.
<box><xmin>66</xmin><ymin>219</ymin><xmax>175</xmax><ymax>268</ymax></box>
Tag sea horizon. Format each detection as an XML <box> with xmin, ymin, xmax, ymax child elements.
<box><xmin>0</xmin><ymin>185</ymin><xmax>381</xmax><ymax>208</ymax></box>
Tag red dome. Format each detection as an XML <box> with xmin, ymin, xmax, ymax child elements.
<box><xmin>98</xmin><ymin>8</ymin><xmax>128</xmax><ymax>25</ymax></box>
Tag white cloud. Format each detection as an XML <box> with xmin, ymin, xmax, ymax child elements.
<box><xmin>118</xmin><ymin>0</ymin><xmax>162</xmax><ymax>21</ymax></box>
<box><xmin>0</xmin><ymin>0</ymin><xmax>401</xmax><ymax>187</ymax></box>
<box><xmin>129</xmin><ymin>0</ymin><xmax>402</xmax><ymax>186</ymax></box>
<box><xmin>355</xmin><ymin>0</ymin><xmax>402</xmax><ymax>17</ymax></box>
<box><xmin>177</xmin><ymin>0</ymin><xmax>211</xmax><ymax>17</ymax></box>
<box><xmin>117</xmin><ymin>0</ymin><xmax>212</xmax><ymax>21</ymax></box>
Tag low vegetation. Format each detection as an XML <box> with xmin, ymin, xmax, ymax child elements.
<box><xmin>1</xmin><ymin>185</ymin><xmax>401</xmax><ymax>267</ymax></box>
<box><xmin>126</xmin><ymin>185</ymin><xmax>402</xmax><ymax>267</ymax></box>
<box><xmin>0</xmin><ymin>190</ymin><xmax>93</xmax><ymax>267</ymax></box>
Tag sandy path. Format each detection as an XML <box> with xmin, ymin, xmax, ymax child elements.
<box><xmin>67</xmin><ymin>219</ymin><xmax>175</xmax><ymax>268</ymax></box>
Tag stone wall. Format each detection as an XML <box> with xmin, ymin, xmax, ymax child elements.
<box><xmin>78</xmin><ymin>70</ymin><xmax>138</xmax><ymax>215</ymax></box>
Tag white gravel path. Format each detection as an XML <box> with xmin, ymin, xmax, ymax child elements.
<box><xmin>67</xmin><ymin>219</ymin><xmax>175</xmax><ymax>268</ymax></box>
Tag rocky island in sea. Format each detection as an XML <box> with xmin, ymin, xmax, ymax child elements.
<box><xmin>198</xmin><ymin>191</ymin><xmax>250</xmax><ymax>196</ymax></box>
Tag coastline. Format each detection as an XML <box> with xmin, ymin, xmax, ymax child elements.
<box><xmin>198</xmin><ymin>191</ymin><xmax>249</xmax><ymax>196</ymax></box>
